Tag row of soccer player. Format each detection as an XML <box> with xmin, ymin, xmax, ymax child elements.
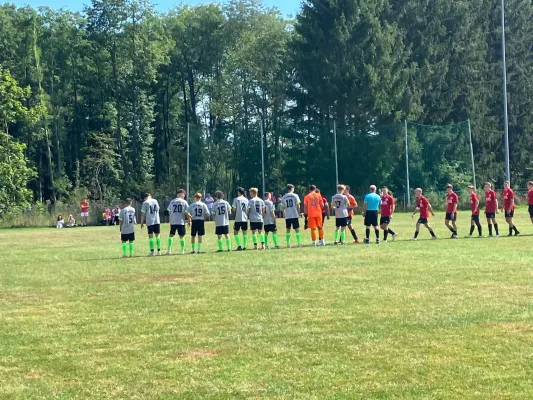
<box><xmin>116</xmin><ymin>180</ymin><xmax>533</xmax><ymax>256</ymax></box>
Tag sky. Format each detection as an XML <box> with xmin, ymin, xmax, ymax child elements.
<box><xmin>10</xmin><ymin>0</ymin><xmax>301</xmax><ymax>17</ymax></box>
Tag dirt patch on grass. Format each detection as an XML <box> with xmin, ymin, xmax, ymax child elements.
<box><xmin>176</xmin><ymin>349</ymin><xmax>219</xmax><ymax>360</ymax></box>
<box><xmin>89</xmin><ymin>273</ymin><xmax>198</xmax><ymax>283</ymax></box>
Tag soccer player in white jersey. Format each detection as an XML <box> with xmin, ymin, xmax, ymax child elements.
<box><xmin>185</xmin><ymin>193</ymin><xmax>209</xmax><ymax>254</ymax></box>
<box><xmin>281</xmin><ymin>184</ymin><xmax>302</xmax><ymax>248</ymax></box>
<box><xmin>119</xmin><ymin>198</ymin><xmax>136</xmax><ymax>258</ymax></box>
<box><xmin>247</xmin><ymin>187</ymin><xmax>266</xmax><ymax>250</ymax></box>
<box><xmin>212</xmin><ymin>191</ymin><xmax>232</xmax><ymax>252</ymax></box>
<box><xmin>166</xmin><ymin>189</ymin><xmax>190</xmax><ymax>255</ymax></box>
<box><xmin>140</xmin><ymin>193</ymin><xmax>161</xmax><ymax>256</ymax></box>
<box><xmin>263</xmin><ymin>192</ymin><xmax>280</xmax><ymax>249</ymax></box>
<box><xmin>232</xmin><ymin>187</ymin><xmax>249</xmax><ymax>251</ymax></box>
<box><xmin>331</xmin><ymin>184</ymin><xmax>349</xmax><ymax>245</ymax></box>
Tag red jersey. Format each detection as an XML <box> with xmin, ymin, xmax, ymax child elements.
<box><xmin>80</xmin><ymin>200</ymin><xmax>89</xmax><ymax>213</ymax></box>
<box><xmin>446</xmin><ymin>192</ymin><xmax>459</xmax><ymax>214</ymax></box>
<box><xmin>503</xmin><ymin>188</ymin><xmax>515</xmax><ymax>211</ymax></box>
<box><xmin>484</xmin><ymin>190</ymin><xmax>497</xmax><ymax>213</ymax></box>
<box><xmin>528</xmin><ymin>190</ymin><xmax>533</xmax><ymax>206</ymax></box>
<box><xmin>470</xmin><ymin>193</ymin><xmax>480</xmax><ymax>215</ymax></box>
<box><xmin>321</xmin><ymin>196</ymin><xmax>328</xmax><ymax>211</ymax></box>
<box><xmin>417</xmin><ymin>196</ymin><xmax>430</xmax><ymax>219</ymax></box>
<box><xmin>380</xmin><ymin>194</ymin><xmax>394</xmax><ymax>217</ymax></box>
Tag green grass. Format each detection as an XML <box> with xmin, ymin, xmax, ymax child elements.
<box><xmin>0</xmin><ymin>211</ymin><xmax>531</xmax><ymax>399</ymax></box>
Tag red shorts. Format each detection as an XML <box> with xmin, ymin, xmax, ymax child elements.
<box><xmin>308</xmin><ymin>216</ymin><xmax>323</xmax><ymax>230</ymax></box>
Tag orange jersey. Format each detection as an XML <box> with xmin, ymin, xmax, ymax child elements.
<box><xmin>346</xmin><ymin>193</ymin><xmax>358</xmax><ymax>216</ymax></box>
<box><xmin>304</xmin><ymin>192</ymin><xmax>324</xmax><ymax>217</ymax></box>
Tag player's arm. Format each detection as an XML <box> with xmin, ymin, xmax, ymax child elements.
<box><xmin>391</xmin><ymin>198</ymin><xmax>395</xmax><ymax>216</ymax></box>
<box><xmin>140</xmin><ymin>209</ymin><xmax>146</xmax><ymax>229</ymax></box>
<box><xmin>428</xmin><ymin>202</ymin><xmax>435</xmax><ymax>217</ymax></box>
<box><xmin>474</xmin><ymin>197</ymin><xmax>480</xmax><ymax>213</ymax></box>
<box><xmin>453</xmin><ymin>197</ymin><xmax>458</xmax><ymax>214</ymax></box>
<box><xmin>324</xmin><ymin>202</ymin><xmax>330</xmax><ymax>219</ymax></box>
<box><xmin>361</xmin><ymin>201</ymin><xmax>368</xmax><ymax>216</ymax></box>
<box><xmin>119</xmin><ymin>215</ymin><xmax>123</xmax><ymax>231</ymax></box>
<box><xmin>411</xmin><ymin>203</ymin><xmax>418</xmax><ymax>218</ymax></box>
<box><xmin>297</xmin><ymin>202</ymin><xmax>302</xmax><ymax>216</ymax></box>
<box><xmin>495</xmin><ymin>197</ymin><xmax>499</xmax><ymax>214</ymax></box>
<box><xmin>510</xmin><ymin>196</ymin><xmax>515</xmax><ymax>212</ymax></box>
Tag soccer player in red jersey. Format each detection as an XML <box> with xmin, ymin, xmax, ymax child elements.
<box><xmin>316</xmin><ymin>188</ymin><xmax>330</xmax><ymax>226</ymax></box>
<box><xmin>411</xmin><ymin>188</ymin><xmax>437</xmax><ymax>240</ymax></box>
<box><xmin>467</xmin><ymin>185</ymin><xmax>482</xmax><ymax>237</ymax></box>
<box><xmin>528</xmin><ymin>181</ymin><xmax>533</xmax><ymax>224</ymax></box>
<box><xmin>502</xmin><ymin>181</ymin><xmax>519</xmax><ymax>236</ymax></box>
<box><xmin>444</xmin><ymin>184</ymin><xmax>459</xmax><ymax>238</ymax></box>
<box><xmin>484</xmin><ymin>182</ymin><xmax>499</xmax><ymax>237</ymax></box>
<box><xmin>380</xmin><ymin>186</ymin><xmax>397</xmax><ymax>242</ymax></box>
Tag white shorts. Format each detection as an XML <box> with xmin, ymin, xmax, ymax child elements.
<box><xmin>81</xmin><ymin>212</ymin><xmax>89</xmax><ymax>217</ymax></box>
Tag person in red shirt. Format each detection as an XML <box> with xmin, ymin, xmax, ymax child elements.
<box><xmin>467</xmin><ymin>185</ymin><xmax>482</xmax><ymax>237</ymax></box>
<box><xmin>528</xmin><ymin>181</ymin><xmax>533</xmax><ymax>223</ymax></box>
<box><xmin>484</xmin><ymin>182</ymin><xmax>499</xmax><ymax>237</ymax></box>
<box><xmin>304</xmin><ymin>185</ymin><xmax>325</xmax><ymax>246</ymax></box>
<box><xmin>444</xmin><ymin>184</ymin><xmax>459</xmax><ymax>238</ymax></box>
<box><xmin>80</xmin><ymin>198</ymin><xmax>90</xmax><ymax>226</ymax></box>
<box><xmin>411</xmin><ymin>188</ymin><xmax>436</xmax><ymax>240</ymax></box>
<box><xmin>502</xmin><ymin>181</ymin><xmax>519</xmax><ymax>236</ymax></box>
<box><xmin>380</xmin><ymin>186</ymin><xmax>397</xmax><ymax>242</ymax></box>
<box><xmin>315</xmin><ymin>188</ymin><xmax>330</xmax><ymax>226</ymax></box>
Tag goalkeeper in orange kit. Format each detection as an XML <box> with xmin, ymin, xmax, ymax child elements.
<box><xmin>304</xmin><ymin>185</ymin><xmax>326</xmax><ymax>246</ymax></box>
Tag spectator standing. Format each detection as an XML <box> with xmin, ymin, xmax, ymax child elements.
<box><xmin>112</xmin><ymin>205</ymin><xmax>121</xmax><ymax>225</ymax></box>
<box><xmin>162</xmin><ymin>196</ymin><xmax>171</xmax><ymax>223</ymax></box>
<box><xmin>80</xmin><ymin>198</ymin><xmax>90</xmax><ymax>226</ymax></box>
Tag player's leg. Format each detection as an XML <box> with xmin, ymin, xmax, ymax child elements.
<box><xmin>217</xmin><ymin>231</ymin><xmax>224</xmax><ymax>252</ymax></box>
<box><xmin>225</xmin><ymin>231</ymin><xmax>231</xmax><ymax>251</ymax></box>
<box><xmin>424</xmin><ymin>223</ymin><xmax>437</xmax><ymax>238</ymax></box>
<box><xmin>259</xmin><ymin>228</ymin><xmax>265</xmax><ymax>249</ymax></box>
<box><xmin>155</xmin><ymin>225</ymin><xmax>162</xmax><ymax>255</ymax></box>
<box><xmin>334</xmin><ymin>225</ymin><xmax>340</xmax><ymax>244</ymax></box>
<box><xmin>468</xmin><ymin>215</ymin><xmax>476</xmax><ymax>236</ymax></box>
<box><xmin>272</xmin><ymin>226</ymin><xmax>279</xmax><ymax>248</ymax></box>
<box><xmin>412</xmin><ymin>221</ymin><xmax>421</xmax><ymax>240</ymax></box>
<box><xmin>492</xmin><ymin>217</ymin><xmax>499</xmax><ymax>237</ymax></box>
<box><xmin>317</xmin><ymin>218</ymin><xmax>325</xmax><ymax>244</ymax></box>
<box><xmin>148</xmin><ymin>230</ymin><xmax>155</xmax><ymax>256</ymax></box>
<box><xmin>129</xmin><ymin>238</ymin><xmax>135</xmax><ymax>257</ymax></box>
<box><xmin>452</xmin><ymin>215</ymin><xmax>458</xmax><ymax>237</ymax></box>
<box><xmin>121</xmin><ymin>240</ymin><xmax>128</xmax><ymax>258</ymax></box>
<box><xmin>373</xmin><ymin>223</ymin><xmax>380</xmax><ymax>243</ymax></box>
<box><xmin>340</xmin><ymin>226</ymin><xmax>346</xmax><ymax>244</ymax></box>
<box><xmin>167</xmin><ymin>225</ymin><xmax>176</xmax><ymax>255</ymax></box>
<box><xmin>234</xmin><ymin>224</ymin><xmax>243</xmax><ymax>250</ymax></box>
<box><xmin>308</xmin><ymin>217</ymin><xmax>318</xmax><ymax>245</ymax></box>
<box><xmin>197</xmin><ymin>222</ymin><xmax>205</xmax><ymax>253</ymax></box>
<box><xmin>242</xmin><ymin>226</ymin><xmax>249</xmax><ymax>250</ymax></box>
<box><xmin>252</xmin><ymin>228</ymin><xmax>258</xmax><ymax>250</ymax></box>
<box><xmin>445</xmin><ymin>216</ymin><xmax>455</xmax><ymax>238</ymax></box>
<box><xmin>190</xmin><ymin>222</ymin><xmax>197</xmax><ymax>253</ymax></box>
<box><xmin>486</xmin><ymin>214</ymin><xmax>493</xmax><ymax>237</ymax></box>
<box><xmin>474</xmin><ymin>216</ymin><xmax>482</xmax><ymax>236</ymax></box>
<box><xmin>509</xmin><ymin>212</ymin><xmax>519</xmax><ymax>235</ymax></box>
<box><xmin>381</xmin><ymin>219</ymin><xmax>388</xmax><ymax>241</ymax></box>
<box><xmin>285</xmin><ymin>219</ymin><xmax>292</xmax><ymax>247</ymax></box>
<box><xmin>348</xmin><ymin>220</ymin><xmax>359</xmax><ymax>243</ymax></box>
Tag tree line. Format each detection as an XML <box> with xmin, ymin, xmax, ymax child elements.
<box><xmin>1</xmin><ymin>0</ymin><xmax>532</xmax><ymax>213</ymax></box>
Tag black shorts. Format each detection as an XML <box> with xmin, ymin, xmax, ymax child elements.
<box><xmin>445</xmin><ymin>213</ymin><xmax>457</xmax><ymax>221</ymax></box>
<box><xmin>471</xmin><ymin>214</ymin><xmax>480</xmax><ymax>223</ymax></box>
<box><xmin>264</xmin><ymin>224</ymin><xmax>277</xmax><ymax>233</ymax></box>
<box><xmin>250</xmin><ymin>222</ymin><xmax>264</xmax><ymax>231</ymax></box>
<box><xmin>170</xmin><ymin>224</ymin><xmax>186</xmax><ymax>237</ymax></box>
<box><xmin>215</xmin><ymin>225</ymin><xmax>229</xmax><ymax>235</ymax></box>
<box><xmin>191</xmin><ymin>220</ymin><xmax>205</xmax><ymax>237</ymax></box>
<box><xmin>147</xmin><ymin>224</ymin><xmax>160</xmax><ymax>235</ymax></box>
<box><xmin>529</xmin><ymin>205</ymin><xmax>533</xmax><ymax>218</ymax></box>
<box><xmin>234</xmin><ymin>221</ymin><xmax>248</xmax><ymax>232</ymax></box>
<box><xmin>164</xmin><ymin>210</ymin><xmax>170</xmax><ymax>217</ymax></box>
<box><xmin>485</xmin><ymin>212</ymin><xmax>496</xmax><ymax>219</ymax></box>
<box><xmin>505</xmin><ymin>210</ymin><xmax>514</xmax><ymax>218</ymax></box>
<box><xmin>380</xmin><ymin>216</ymin><xmax>391</xmax><ymax>225</ymax></box>
<box><xmin>417</xmin><ymin>218</ymin><xmax>428</xmax><ymax>224</ymax></box>
<box><xmin>364</xmin><ymin>210</ymin><xmax>379</xmax><ymax>227</ymax></box>
<box><xmin>121</xmin><ymin>233</ymin><xmax>135</xmax><ymax>242</ymax></box>
<box><xmin>335</xmin><ymin>217</ymin><xmax>348</xmax><ymax>227</ymax></box>
<box><xmin>285</xmin><ymin>218</ymin><xmax>300</xmax><ymax>229</ymax></box>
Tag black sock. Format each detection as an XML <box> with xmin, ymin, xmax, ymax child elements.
<box><xmin>477</xmin><ymin>223</ymin><xmax>482</xmax><ymax>236</ymax></box>
<box><xmin>509</xmin><ymin>226</ymin><xmax>513</xmax><ymax>235</ymax></box>
<box><xmin>469</xmin><ymin>225</ymin><xmax>475</xmax><ymax>235</ymax></box>
<box><xmin>448</xmin><ymin>226</ymin><xmax>454</xmax><ymax>233</ymax></box>
<box><xmin>375</xmin><ymin>229</ymin><xmax>380</xmax><ymax>239</ymax></box>
<box><xmin>513</xmin><ymin>226</ymin><xmax>519</xmax><ymax>234</ymax></box>
<box><xmin>494</xmin><ymin>224</ymin><xmax>499</xmax><ymax>235</ymax></box>
<box><xmin>429</xmin><ymin>230</ymin><xmax>436</xmax><ymax>237</ymax></box>
<box><xmin>365</xmin><ymin>228</ymin><xmax>370</xmax><ymax>239</ymax></box>
<box><xmin>414</xmin><ymin>231</ymin><xmax>419</xmax><ymax>238</ymax></box>
<box><xmin>384</xmin><ymin>230</ymin><xmax>389</xmax><ymax>241</ymax></box>
<box><xmin>388</xmin><ymin>228</ymin><xmax>395</xmax><ymax>235</ymax></box>
<box><xmin>350</xmin><ymin>228</ymin><xmax>357</xmax><ymax>240</ymax></box>
<box><xmin>488</xmin><ymin>224</ymin><xmax>493</xmax><ymax>235</ymax></box>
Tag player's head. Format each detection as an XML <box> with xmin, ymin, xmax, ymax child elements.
<box><xmin>369</xmin><ymin>185</ymin><xmax>377</xmax><ymax>193</ymax></box>
<box><xmin>467</xmin><ymin>185</ymin><xmax>475</xmax><ymax>194</ymax></box>
<box><xmin>528</xmin><ymin>181</ymin><xmax>533</xmax><ymax>190</ymax></box>
<box><xmin>446</xmin><ymin>184</ymin><xmax>453</xmax><ymax>193</ymax></box>
<box><xmin>286</xmin><ymin>184</ymin><xmax>295</xmax><ymax>193</ymax></box>
<box><xmin>264</xmin><ymin>192</ymin><xmax>271</xmax><ymax>200</ymax></box>
<box><xmin>337</xmin><ymin>184</ymin><xmax>346</xmax><ymax>194</ymax></box>
<box><xmin>381</xmin><ymin>186</ymin><xmax>388</xmax><ymax>195</ymax></box>
<box><xmin>504</xmin><ymin>180</ymin><xmax>510</xmax><ymax>189</ymax></box>
<box><xmin>176</xmin><ymin>189</ymin><xmax>186</xmax><ymax>198</ymax></box>
<box><xmin>165</xmin><ymin>195</ymin><xmax>169</xmax><ymax>200</ymax></box>
<box><xmin>309</xmin><ymin>184</ymin><xmax>316</xmax><ymax>193</ymax></box>
<box><xmin>345</xmin><ymin>185</ymin><xmax>350</xmax><ymax>193</ymax></box>
<box><xmin>194</xmin><ymin>192</ymin><xmax>202</xmax><ymax>200</ymax></box>
<box><xmin>415</xmin><ymin>188</ymin><xmax>423</xmax><ymax>197</ymax></box>
<box><xmin>315</xmin><ymin>188</ymin><xmax>321</xmax><ymax>194</ymax></box>
<box><xmin>484</xmin><ymin>182</ymin><xmax>492</xmax><ymax>192</ymax></box>
<box><xmin>237</xmin><ymin>187</ymin><xmax>245</xmax><ymax>196</ymax></box>
<box><xmin>249</xmin><ymin>187</ymin><xmax>258</xmax><ymax>197</ymax></box>
<box><xmin>206</xmin><ymin>193</ymin><xmax>211</xmax><ymax>197</ymax></box>
<box><xmin>125</xmin><ymin>198</ymin><xmax>133</xmax><ymax>206</ymax></box>
<box><xmin>215</xmin><ymin>190</ymin><xmax>224</xmax><ymax>200</ymax></box>
<box><xmin>143</xmin><ymin>193</ymin><xmax>152</xmax><ymax>200</ymax></box>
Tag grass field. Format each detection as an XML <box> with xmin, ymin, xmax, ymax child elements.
<box><xmin>0</xmin><ymin>211</ymin><xmax>532</xmax><ymax>399</ymax></box>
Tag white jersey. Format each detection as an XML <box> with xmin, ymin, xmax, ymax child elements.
<box><xmin>119</xmin><ymin>206</ymin><xmax>136</xmax><ymax>234</ymax></box>
<box><xmin>248</xmin><ymin>197</ymin><xmax>265</xmax><ymax>223</ymax></box>
<box><xmin>168</xmin><ymin>198</ymin><xmax>189</xmax><ymax>225</ymax></box>
<box><xmin>332</xmin><ymin>194</ymin><xmax>349</xmax><ymax>218</ymax></box>
<box><xmin>186</xmin><ymin>201</ymin><xmax>209</xmax><ymax>221</ymax></box>
<box><xmin>232</xmin><ymin>196</ymin><xmax>249</xmax><ymax>222</ymax></box>
<box><xmin>264</xmin><ymin>200</ymin><xmax>276</xmax><ymax>226</ymax></box>
<box><xmin>141</xmin><ymin>198</ymin><xmax>160</xmax><ymax>226</ymax></box>
<box><xmin>281</xmin><ymin>193</ymin><xmax>301</xmax><ymax>219</ymax></box>
<box><xmin>212</xmin><ymin>200</ymin><xmax>231</xmax><ymax>227</ymax></box>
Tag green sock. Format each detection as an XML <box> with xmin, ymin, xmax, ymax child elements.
<box><xmin>149</xmin><ymin>237</ymin><xmax>155</xmax><ymax>252</ymax></box>
<box><xmin>260</xmin><ymin>234</ymin><xmax>264</xmax><ymax>244</ymax></box>
<box><xmin>273</xmin><ymin>233</ymin><xmax>279</xmax><ymax>247</ymax></box>
<box><xmin>180</xmin><ymin>238</ymin><xmax>185</xmax><ymax>251</ymax></box>
<box><xmin>198</xmin><ymin>243</ymin><xmax>202</xmax><ymax>252</ymax></box>
<box><xmin>341</xmin><ymin>231</ymin><xmax>346</xmax><ymax>243</ymax></box>
<box><xmin>122</xmin><ymin>243</ymin><xmax>127</xmax><ymax>256</ymax></box>
<box><xmin>226</xmin><ymin>238</ymin><xmax>231</xmax><ymax>250</ymax></box>
<box><xmin>235</xmin><ymin>235</ymin><xmax>242</xmax><ymax>247</ymax></box>
<box><xmin>334</xmin><ymin>231</ymin><xmax>339</xmax><ymax>242</ymax></box>
<box><xmin>168</xmin><ymin>237</ymin><xmax>174</xmax><ymax>251</ymax></box>
<box><xmin>286</xmin><ymin>233</ymin><xmax>291</xmax><ymax>245</ymax></box>
<box><xmin>129</xmin><ymin>242</ymin><xmax>134</xmax><ymax>256</ymax></box>
<box><xmin>156</xmin><ymin>237</ymin><xmax>161</xmax><ymax>251</ymax></box>
<box><xmin>217</xmin><ymin>239</ymin><xmax>223</xmax><ymax>250</ymax></box>
<box><xmin>265</xmin><ymin>234</ymin><xmax>269</xmax><ymax>248</ymax></box>
<box><xmin>243</xmin><ymin>234</ymin><xmax>248</xmax><ymax>248</ymax></box>
<box><xmin>252</xmin><ymin>234</ymin><xmax>257</xmax><ymax>245</ymax></box>
<box><xmin>296</xmin><ymin>232</ymin><xmax>302</xmax><ymax>245</ymax></box>
<box><xmin>191</xmin><ymin>243</ymin><xmax>195</xmax><ymax>250</ymax></box>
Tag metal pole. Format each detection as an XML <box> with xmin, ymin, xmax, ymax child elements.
<box><xmin>186</xmin><ymin>122</ymin><xmax>190</xmax><ymax>201</ymax></box>
<box><xmin>501</xmin><ymin>0</ymin><xmax>511</xmax><ymax>182</ymax></box>
<box><xmin>404</xmin><ymin>119</ymin><xmax>411</xmax><ymax>207</ymax></box>
<box><xmin>260</xmin><ymin>122</ymin><xmax>265</xmax><ymax>196</ymax></box>
<box><xmin>333</xmin><ymin>120</ymin><xmax>339</xmax><ymax>187</ymax></box>
<box><xmin>467</xmin><ymin>119</ymin><xmax>476</xmax><ymax>188</ymax></box>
